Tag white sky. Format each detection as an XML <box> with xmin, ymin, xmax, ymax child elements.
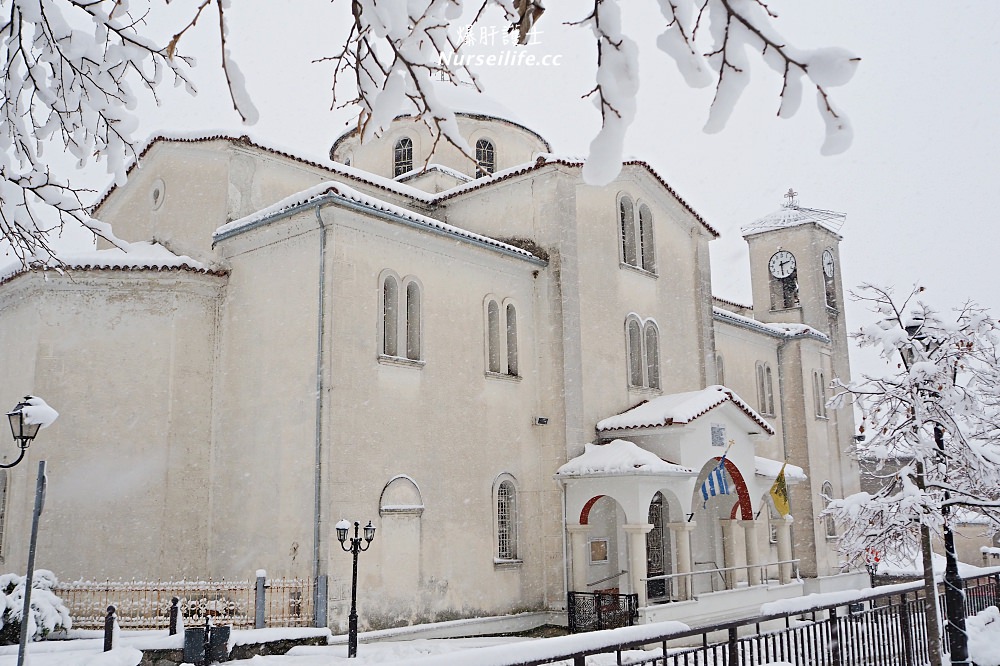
<box><xmin>111</xmin><ymin>0</ymin><xmax>1000</xmax><ymax>378</ymax></box>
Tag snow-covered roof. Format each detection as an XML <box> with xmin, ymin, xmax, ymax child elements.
<box><xmin>596</xmin><ymin>385</ymin><xmax>774</xmax><ymax>435</ymax></box>
<box><xmin>0</xmin><ymin>242</ymin><xmax>221</xmax><ymax>287</ymax></box>
<box><xmin>213</xmin><ymin>181</ymin><xmax>546</xmax><ymax>265</ymax></box>
<box><xmin>435</xmin><ymin>154</ymin><xmax>718</xmax><ymax>237</ymax></box>
<box><xmin>742</xmin><ymin>203</ymin><xmax>846</xmax><ymax>238</ymax></box>
<box><xmin>555</xmin><ymin>439</ymin><xmax>696</xmax><ymax>478</ymax></box>
<box><xmin>396</xmin><ymin>163</ymin><xmax>474</xmax><ymax>184</ymax></box>
<box><xmin>754</xmin><ymin>457</ymin><xmax>807</xmax><ymax>482</ymax></box>
<box><xmin>713</xmin><ymin>307</ymin><xmax>831</xmax><ymax>343</ymax></box>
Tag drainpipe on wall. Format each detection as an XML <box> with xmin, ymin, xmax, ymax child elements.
<box><xmin>313</xmin><ymin>205</ymin><xmax>329</xmax><ymax>626</ymax></box>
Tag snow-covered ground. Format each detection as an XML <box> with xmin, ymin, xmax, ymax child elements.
<box><xmin>4</xmin><ymin>602</ymin><xmax>1000</xmax><ymax>665</ymax></box>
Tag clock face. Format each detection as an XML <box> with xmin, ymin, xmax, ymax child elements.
<box><xmin>822</xmin><ymin>249</ymin><xmax>835</xmax><ymax>278</ymax></box>
<box><xmin>768</xmin><ymin>250</ymin><xmax>797</xmax><ymax>279</ymax></box>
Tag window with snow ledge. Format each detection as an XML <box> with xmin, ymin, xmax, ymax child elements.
<box><xmin>379</xmin><ymin>270</ymin><xmax>424</xmax><ymax>366</ymax></box>
<box><xmin>476</xmin><ymin>138</ymin><xmax>496</xmax><ymax>175</ymax></box>
<box><xmin>626</xmin><ymin>315</ymin><xmax>660</xmax><ymax>391</ymax></box>
<box><xmin>618</xmin><ymin>195</ymin><xmax>656</xmax><ymax>275</ymax></box>
<box><xmin>393</xmin><ymin>137</ymin><xmax>413</xmax><ymax>177</ymax></box>
<box><xmin>494</xmin><ymin>474</ymin><xmax>521</xmax><ymax>565</ymax></box>
<box><xmin>484</xmin><ymin>297</ymin><xmax>520</xmax><ymax>379</ymax></box>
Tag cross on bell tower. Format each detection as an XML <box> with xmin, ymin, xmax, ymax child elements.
<box><xmin>783</xmin><ymin>188</ymin><xmax>798</xmax><ymax>207</ymax></box>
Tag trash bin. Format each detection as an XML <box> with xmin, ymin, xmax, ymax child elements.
<box><xmin>183</xmin><ymin>625</ymin><xmax>231</xmax><ymax>664</ymax></box>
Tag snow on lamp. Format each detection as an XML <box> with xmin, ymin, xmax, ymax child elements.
<box><xmin>5</xmin><ymin>396</ymin><xmax>56</xmax><ymax>469</ymax></box>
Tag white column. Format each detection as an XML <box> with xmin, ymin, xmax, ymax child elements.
<box><xmin>740</xmin><ymin>519</ymin><xmax>762</xmax><ymax>586</ymax></box>
<box><xmin>720</xmin><ymin>519</ymin><xmax>740</xmax><ymax>588</ymax></box>
<box><xmin>567</xmin><ymin>524</ymin><xmax>592</xmax><ymax>592</ymax></box>
<box><xmin>668</xmin><ymin>522</ymin><xmax>696</xmax><ymax>601</ymax></box>
<box><xmin>623</xmin><ymin>523</ymin><xmax>653</xmax><ymax>608</ymax></box>
<box><xmin>775</xmin><ymin>515</ymin><xmax>794</xmax><ymax>584</ymax></box>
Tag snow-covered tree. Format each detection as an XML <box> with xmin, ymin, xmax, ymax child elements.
<box><xmin>828</xmin><ymin>284</ymin><xmax>1000</xmax><ymax>665</ymax></box>
<box><xmin>2</xmin><ymin>0</ymin><xmax>858</xmax><ymax>270</ymax></box>
<box><xmin>828</xmin><ymin>285</ymin><xmax>1000</xmax><ymax>564</ymax></box>
<box><xmin>0</xmin><ymin>569</ymin><xmax>71</xmax><ymax>644</ymax></box>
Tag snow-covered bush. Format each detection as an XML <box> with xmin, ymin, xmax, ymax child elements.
<box><xmin>0</xmin><ymin>569</ymin><xmax>72</xmax><ymax>644</ymax></box>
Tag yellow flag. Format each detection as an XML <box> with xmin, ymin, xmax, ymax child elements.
<box><xmin>770</xmin><ymin>463</ymin><xmax>790</xmax><ymax>516</ymax></box>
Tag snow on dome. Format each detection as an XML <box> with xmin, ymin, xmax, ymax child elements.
<box><xmin>556</xmin><ymin>440</ymin><xmax>696</xmax><ymax>478</ymax></box>
<box><xmin>597</xmin><ymin>385</ymin><xmax>773</xmax><ymax>435</ymax></box>
<box><xmin>407</xmin><ymin>82</ymin><xmax>522</xmax><ymax>125</ymax></box>
<box><xmin>754</xmin><ymin>457</ymin><xmax>806</xmax><ymax>482</ymax></box>
<box><xmin>741</xmin><ymin>196</ymin><xmax>846</xmax><ymax>237</ymax></box>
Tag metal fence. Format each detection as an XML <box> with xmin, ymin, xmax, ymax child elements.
<box><xmin>505</xmin><ymin>572</ymin><xmax>1000</xmax><ymax>666</ymax></box>
<box><xmin>55</xmin><ymin>576</ymin><xmax>315</xmax><ymax>630</ymax></box>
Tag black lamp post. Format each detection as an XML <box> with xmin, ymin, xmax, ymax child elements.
<box><xmin>336</xmin><ymin>519</ymin><xmax>375</xmax><ymax>658</ymax></box>
<box><xmin>5</xmin><ymin>397</ymin><xmax>42</xmax><ymax>468</ymax></box>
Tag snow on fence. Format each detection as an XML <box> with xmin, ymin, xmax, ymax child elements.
<box><xmin>55</xmin><ymin>576</ymin><xmax>315</xmax><ymax>630</ymax></box>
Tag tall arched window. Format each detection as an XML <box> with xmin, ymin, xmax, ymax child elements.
<box><xmin>406</xmin><ymin>281</ymin><xmax>421</xmax><ymax>361</ymax></box>
<box><xmin>495</xmin><ymin>477</ymin><xmax>518</xmax><ymax>561</ymax></box>
<box><xmin>627</xmin><ymin>317</ymin><xmax>643</xmax><ymax>386</ymax></box>
<box><xmin>756</xmin><ymin>362</ymin><xmax>775</xmax><ymax>416</ymax></box>
<box><xmin>638</xmin><ymin>204</ymin><xmax>656</xmax><ymax>272</ymax></box>
<box><xmin>822</xmin><ymin>481</ymin><xmax>837</xmax><ymax>539</ymax></box>
<box><xmin>644</xmin><ymin>321</ymin><xmax>660</xmax><ymax>390</ymax></box>
<box><xmin>380</xmin><ymin>272</ymin><xmax>423</xmax><ymax>363</ymax></box>
<box><xmin>476</xmin><ymin>138</ymin><xmax>496</xmax><ymax>174</ymax></box>
<box><xmin>382</xmin><ymin>275</ymin><xmax>399</xmax><ymax>357</ymax></box>
<box><xmin>505</xmin><ymin>304</ymin><xmax>518</xmax><ymax>376</ymax></box>
<box><xmin>485</xmin><ymin>298</ymin><xmax>520</xmax><ymax>377</ymax></box>
<box><xmin>619</xmin><ymin>196</ymin><xmax>637</xmax><ymax>267</ymax></box>
<box><xmin>627</xmin><ymin>315</ymin><xmax>660</xmax><ymax>389</ymax></box>
<box><xmin>487</xmin><ymin>300</ymin><xmax>502</xmax><ymax>373</ymax></box>
<box><xmin>393</xmin><ymin>137</ymin><xmax>413</xmax><ymax>177</ymax></box>
<box><xmin>813</xmin><ymin>370</ymin><xmax>828</xmax><ymax>418</ymax></box>
<box><xmin>716</xmin><ymin>354</ymin><xmax>725</xmax><ymax>386</ymax></box>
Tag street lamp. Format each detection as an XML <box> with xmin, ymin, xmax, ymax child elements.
<box><xmin>5</xmin><ymin>397</ymin><xmax>43</xmax><ymax>468</ymax></box>
<box><xmin>336</xmin><ymin>519</ymin><xmax>375</xmax><ymax>658</ymax></box>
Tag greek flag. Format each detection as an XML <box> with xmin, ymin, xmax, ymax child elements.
<box><xmin>701</xmin><ymin>454</ymin><xmax>731</xmax><ymax>507</ymax></box>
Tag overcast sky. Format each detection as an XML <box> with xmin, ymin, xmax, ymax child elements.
<box><xmin>123</xmin><ymin>0</ymin><xmax>1000</xmax><ymax>377</ymax></box>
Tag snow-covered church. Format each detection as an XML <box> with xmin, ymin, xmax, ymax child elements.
<box><xmin>0</xmin><ymin>91</ymin><xmax>865</xmax><ymax>630</ymax></box>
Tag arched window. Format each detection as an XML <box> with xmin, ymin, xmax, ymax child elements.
<box><xmin>619</xmin><ymin>196</ymin><xmax>637</xmax><ymax>267</ymax></box>
<box><xmin>476</xmin><ymin>138</ymin><xmax>496</xmax><ymax>174</ymax></box>
<box><xmin>627</xmin><ymin>315</ymin><xmax>660</xmax><ymax>389</ymax></box>
<box><xmin>822</xmin><ymin>481</ymin><xmax>837</xmax><ymax>539</ymax></box>
<box><xmin>638</xmin><ymin>204</ymin><xmax>656</xmax><ymax>272</ymax></box>
<box><xmin>756</xmin><ymin>362</ymin><xmax>775</xmax><ymax>416</ymax></box>
<box><xmin>813</xmin><ymin>370</ymin><xmax>828</xmax><ymax>418</ymax></box>
<box><xmin>393</xmin><ymin>137</ymin><xmax>413</xmax><ymax>177</ymax></box>
<box><xmin>485</xmin><ymin>298</ymin><xmax>520</xmax><ymax>377</ymax></box>
<box><xmin>506</xmin><ymin>304</ymin><xmax>518</xmax><ymax>376</ymax></box>
<box><xmin>644</xmin><ymin>321</ymin><xmax>660</xmax><ymax>390</ymax></box>
<box><xmin>627</xmin><ymin>317</ymin><xmax>643</xmax><ymax>387</ymax></box>
<box><xmin>382</xmin><ymin>275</ymin><xmax>399</xmax><ymax>357</ymax></box>
<box><xmin>380</xmin><ymin>272</ymin><xmax>423</xmax><ymax>363</ymax></box>
<box><xmin>716</xmin><ymin>354</ymin><xmax>725</xmax><ymax>386</ymax></box>
<box><xmin>495</xmin><ymin>477</ymin><xmax>518</xmax><ymax>561</ymax></box>
<box><xmin>405</xmin><ymin>281</ymin><xmax>421</xmax><ymax>361</ymax></box>
<box><xmin>487</xmin><ymin>300</ymin><xmax>501</xmax><ymax>373</ymax></box>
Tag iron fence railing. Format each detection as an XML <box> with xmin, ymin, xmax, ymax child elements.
<box><xmin>55</xmin><ymin>576</ymin><xmax>315</xmax><ymax>630</ymax></box>
<box><xmin>567</xmin><ymin>591</ymin><xmax>639</xmax><ymax>633</ymax></box>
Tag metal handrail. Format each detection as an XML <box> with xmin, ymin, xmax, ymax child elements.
<box><xmin>643</xmin><ymin>558</ymin><xmax>800</xmax><ymax>583</ymax></box>
<box><xmin>587</xmin><ymin>570</ymin><xmax>628</xmax><ymax>588</ymax></box>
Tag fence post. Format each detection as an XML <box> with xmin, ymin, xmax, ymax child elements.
<box><xmin>169</xmin><ymin>597</ymin><xmax>180</xmax><ymax>635</ymax></box>
<box><xmin>255</xmin><ymin>570</ymin><xmax>266</xmax><ymax>629</ymax></box>
<box><xmin>727</xmin><ymin>626</ymin><xmax>738</xmax><ymax>665</ymax></box>
<box><xmin>103</xmin><ymin>605</ymin><xmax>116</xmax><ymax>652</ymax></box>
<box><xmin>900</xmin><ymin>593</ymin><xmax>915</xmax><ymax>666</ymax></box>
<box><xmin>829</xmin><ymin>606</ymin><xmax>841</xmax><ymax>666</ymax></box>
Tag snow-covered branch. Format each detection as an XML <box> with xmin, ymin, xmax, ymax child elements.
<box><xmin>1</xmin><ymin>0</ymin><xmax>201</xmax><ymax>268</ymax></box>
